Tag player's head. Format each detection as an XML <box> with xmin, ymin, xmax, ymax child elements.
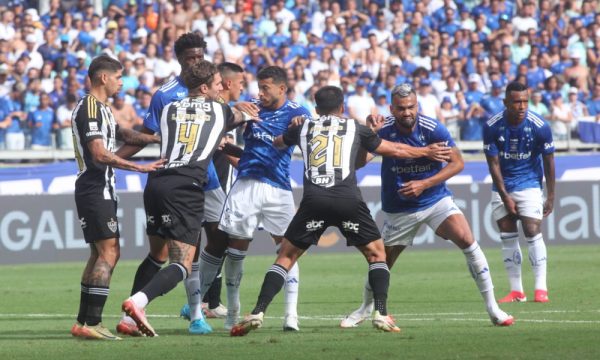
<box><xmin>390</xmin><ymin>83</ymin><xmax>418</xmax><ymax>130</ymax></box>
<box><xmin>174</xmin><ymin>32</ymin><xmax>207</xmax><ymax>71</ymax></box>
<box><xmin>181</xmin><ymin>60</ymin><xmax>222</xmax><ymax>100</ymax></box>
<box><xmin>315</xmin><ymin>86</ymin><xmax>344</xmax><ymax>116</ymax></box>
<box><xmin>504</xmin><ymin>81</ymin><xmax>529</xmax><ymax>122</ymax></box>
<box><xmin>88</xmin><ymin>54</ymin><xmax>123</xmax><ymax>96</ymax></box>
<box><xmin>218</xmin><ymin>62</ymin><xmax>245</xmax><ymax>102</ymax></box>
<box><xmin>257</xmin><ymin>66</ymin><xmax>288</xmax><ymax>109</ymax></box>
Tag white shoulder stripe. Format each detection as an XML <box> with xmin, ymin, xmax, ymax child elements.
<box><xmin>486</xmin><ymin>111</ymin><xmax>504</xmax><ymax>126</ymax></box>
<box><xmin>527</xmin><ymin>112</ymin><xmax>545</xmax><ymax>127</ymax></box>
<box><xmin>159</xmin><ymin>79</ymin><xmax>178</xmax><ymax>92</ymax></box>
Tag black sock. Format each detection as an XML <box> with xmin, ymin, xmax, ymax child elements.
<box><xmin>85</xmin><ymin>286</ymin><xmax>109</xmax><ymax>326</ymax></box>
<box><xmin>77</xmin><ymin>283</ymin><xmax>89</xmax><ymax>324</ymax></box>
<box><xmin>131</xmin><ymin>254</ymin><xmax>166</xmax><ymax>295</ymax></box>
<box><xmin>252</xmin><ymin>264</ymin><xmax>287</xmax><ymax>315</ymax></box>
<box><xmin>141</xmin><ymin>263</ymin><xmax>187</xmax><ymax>302</ymax></box>
<box><xmin>204</xmin><ymin>270</ymin><xmax>223</xmax><ymax>308</ymax></box>
<box><xmin>368</xmin><ymin>262</ymin><xmax>390</xmax><ymax>316</ymax></box>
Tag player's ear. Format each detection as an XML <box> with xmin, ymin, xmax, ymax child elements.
<box><xmin>200</xmin><ymin>83</ymin><xmax>209</xmax><ymax>94</ymax></box>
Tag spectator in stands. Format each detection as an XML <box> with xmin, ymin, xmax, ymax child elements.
<box><xmin>549</xmin><ymin>93</ymin><xmax>574</xmax><ymax>141</ymax></box>
<box><xmin>440</xmin><ymin>96</ymin><xmax>461</xmax><ymax>140</ymax></box>
<box><xmin>529</xmin><ymin>90</ymin><xmax>550</xmax><ymax>118</ymax></box>
<box><xmin>567</xmin><ymin>87</ymin><xmax>588</xmax><ymax>122</ymax></box>
<box><xmin>462</xmin><ymin>102</ymin><xmax>487</xmax><ymax>141</ymax></box>
<box><xmin>586</xmin><ymin>83</ymin><xmax>600</xmax><ymax>121</ymax></box>
<box><xmin>28</xmin><ymin>92</ymin><xmax>56</xmax><ymax>150</ymax></box>
<box><xmin>55</xmin><ymin>93</ymin><xmax>76</xmax><ymax>150</ymax></box>
<box><xmin>347</xmin><ymin>78</ymin><xmax>376</xmax><ymax>125</ymax></box>
<box><xmin>111</xmin><ymin>91</ymin><xmax>141</xmax><ymax>130</ymax></box>
<box><xmin>564</xmin><ymin>50</ymin><xmax>589</xmax><ymax>93</ymax></box>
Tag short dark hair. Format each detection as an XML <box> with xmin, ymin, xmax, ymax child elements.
<box><xmin>315</xmin><ymin>86</ymin><xmax>344</xmax><ymax>114</ymax></box>
<box><xmin>505</xmin><ymin>81</ymin><xmax>528</xmax><ymax>97</ymax></box>
<box><xmin>88</xmin><ymin>55</ymin><xmax>122</xmax><ymax>84</ymax></box>
<box><xmin>181</xmin><ymin>60</ymin><xmax>218</xmax><ymax>90</ymax></box>
<box><xmin>174</xmin><ymin>32</ymin><xmax>207</xmax><ymax>59</ymax></box>
<box><xmin>218</xmin><ymin>62</ymin><xmax>244</xmax><ymax>78</ymax></box>
<box><xmin>257</xmin><ymin>66</ymin><xmax>288</xmax><ymax>87</ymax></box>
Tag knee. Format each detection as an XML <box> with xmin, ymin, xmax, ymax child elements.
<box><xmin>523</xmin><ymin>225</ymin><xmax>541</xmax><ymax>238</ymax></box>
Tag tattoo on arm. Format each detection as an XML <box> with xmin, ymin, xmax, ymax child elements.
<box><xmin>117</xmin><ymin>128</ymin><xmax>159</xmax><ymax>146</ymax></box>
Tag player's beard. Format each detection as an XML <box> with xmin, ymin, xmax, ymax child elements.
<box><xmin>395</xmin><ymin>115</ymin><xmax>416</xmax><ymax>131</ymax></box>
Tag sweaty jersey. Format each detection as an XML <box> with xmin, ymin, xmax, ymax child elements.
<box><xmin>483</xmin><ymin>110</ymin><xmax>554</xmax><ymax>192</ymax></box>
<box><xmin>72</xmin><ymin>94</ymin><xmax>118</xmax><ymax>200</ymax></box>
<box><xmin>237</xmin><ymin>99</ymin><xmax>311</xmax><ymax>191</ymax></box>
<box><xmin>379</xmin><ymin>115</ymin><xmax>456</xmax><ymax>213</ymax></box>
<box><xmin>283</xmin><ymin>114</ymin><xmax>382</xmax><ymax>199</ymax></box>
<box><xmin>152</xmin><ymin>96</ymin><xmax>235</xmax><ymax>183</ymax></box>
<box><xmin>145</xmin><ymin>76</ymin><xmax>221</xmax><ymax>190</ymax></box>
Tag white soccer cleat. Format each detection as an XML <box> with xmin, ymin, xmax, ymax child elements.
<box><xmin>340</xmin><ymin>304</ymin><xmax>373</xmax><ymax>328</ymax></box>
<box><xmin>224</xmin><ymin>309</ymin><xmax>240</xmax><ymax>330</ymax></box>
<box><xmin>283</xmin><ymin>314</ymin><xmax>300</xmax><ymax>331</ymax></box>
<box><xmin>490</xmin><ymin>309</ymin><xmax>515</xmax><ymax>327</ymax></box>
<box><xmin>372</xmin><ymin>311</ymin><xmax>401</xmax><ymax>333</ymax></box>
<box><xmin>204</xmin><ymin>303</ymin><xmax>228</xmax><ymax>318</ymax></box>
<box><xmin>230</xmin><ymin>312</ymin><xmax>264</xmax><ymax>336</ymax></box>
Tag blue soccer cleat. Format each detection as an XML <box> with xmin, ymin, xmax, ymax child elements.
<box><xmin>189</xmin><ymin>318</ymin><xmax>213</xmax><ymax>335</ymax></box>
<box><xmin>180</xmin><ymin>304</ymin><xmax>190</xmax><ymax>320</ymax></box>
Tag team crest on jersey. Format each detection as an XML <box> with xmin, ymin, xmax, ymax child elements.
<box><xmin>177</xmin><ymin>91</ymin><xmax>186</xmax><ymax>98</ymax></box>
<box><xmin>79</xmin><ymin>217</ymin><xmax>87</xmax><ymax>229</ymax></box>
<box><xmin>89</xmin><ymin>122</ymin><xmax>98</xmax><ymax>131</ymax></box>
<box><xmin>107</xmin><ymin>218</ymin><xmax>118</xmax><ymax>233</ymax></box>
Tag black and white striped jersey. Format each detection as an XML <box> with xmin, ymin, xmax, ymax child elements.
<box><xmin>153</xmin><ymin>96</ymin><xmax>235</xmax><ymax>183</ymax></box>
<box><xmin>72</xmin><ymin>94</ymin><xmax>119</xmax><ymax>200</ymax></box>
<box><xmin>282</xmin><ymin>115</ymin><xmax>382</xmax><ymax>198</ymax></box>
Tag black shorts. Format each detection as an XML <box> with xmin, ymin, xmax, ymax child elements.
<box><xmin>284</xmin><ymin>196</ymin><xmax>381</xmax><ymax>250</ymax></box>
<box><xmin>144</xmin><ymin>174</ymin><xmax>204</xmax><ymax>245</ymax></box>
<box><xmin>75</xmin><ymin>195</ymin><xmax>119</xmax><ymax>243</ymax></box>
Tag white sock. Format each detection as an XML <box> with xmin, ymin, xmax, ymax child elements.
<box><xmin>500</xmin><ymin>232</ymin><xmax>523</xmax><ymax>292</ymax></box>
<box><xmin>198</xmin><ymin>249</ymin><xmax>224</xmax><ymax>300</ymax></box>
<box><xmin>284</xmin><ymin>261</ymin><xmax>299</xmax><ymax>317</ymax></box>
<box><xmin>527</xmin><ymin>233</ymin><xmax>547</xmax><ymax>291</ymax></box>
<box><xmin>463</xmin><ymin>242</ymin><xmax>499</xmax><ymax>314</ymax></box>
<box><xmin>225</xmin><ymin>247</ymin><xmax>246</xmax><ymax>316</ymax></box>
<box><xmin>130</xmin><ymin>292</ymin><xmax>149</xmax><ymax>309</ymax></box>
<box><xmin>185</xmin><ymin>261</ymin><xmax>203</xmax><ymax>321</ymax></box>
<box><xmin>361</xmin><ymin>277</ymin><xmax>374</xmax><ymax>312</ymax></box>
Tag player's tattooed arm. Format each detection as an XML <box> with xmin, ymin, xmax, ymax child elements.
<box><xmin>116</xmin><ymin>127</ymin><xmax>160</xmax><ymax>146</ymax></box>
<box><xmin>228</xmin><ymin>107</ymin><xmax>260</xmax><ymax>130</ymax></box>
<box><xmin>399</xmin><ymin>147</ymin><xmax>464</xmax><ymax>198</ymax></box>
<box><xmin>485</xmin><ymin>154</ymin><xmax>518</xmax><ymax>216</ymax></box>
<box><xmin>542</xmin><ymin>153</ymin><xmax>555</xmax><ymax>217</ymax></box>
<box><xmin>115</xmin><ymin>126</ymin><xmax>156</xmax><ymax>158</ymax></box>
<box><xmin>88</xmin><ymin>139</ymin><xmax>165</xmax><ymax>173</ymax></box>
<box><xmin>375</xmin><ymin>140</ymin><xmax>451</xmax><ymax>160</ymax></box>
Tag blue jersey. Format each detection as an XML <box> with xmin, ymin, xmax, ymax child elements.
<box><xmin>237</xmin><ymin>99</ymin><xmax>311</xmax><ymax>190</ymax></box>
<box><xmin>144</xmin><ymin>76</ymin><xmax>220</xmax><ymax>189</ymax></box>
<box><xmin>483</xmin><ymin>110</ymin><xmax>554</xmax><ymax>193</ymax></box>
<box><xmin>379</xmin><ymin>115</ymin><xmax>456</xmax><ymax>213</ymax></box>
<box><xmin>28</xmin><ymin>108</ymin><xmax>56</xmax><ymax>146</ymax></box>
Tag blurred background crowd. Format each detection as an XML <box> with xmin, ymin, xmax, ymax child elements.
<box><xmin>0</xmin><ymin>0</ymin><xmax>599</xmax><ymax>152</ymax></box>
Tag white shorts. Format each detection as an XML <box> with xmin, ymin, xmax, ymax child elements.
<box><xmin>204</xmin><ymin>187</ymin><xmax>226</xmax><ymax>223</ymax></box>
<box><xmin>382</xmin><ymin>196</ymin><xmax>463</xmax><ymax>247</ymax></box>
<box><xmin>492</xmin><ymin>188</ymin><xmax>543</xmax><ymax>221</ymax></box>
<box><xmin>218</xmin><ymin>178</ymin><xmax>295</xmax><ymax>239</ymax></box>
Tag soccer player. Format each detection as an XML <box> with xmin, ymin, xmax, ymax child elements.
<box><xmin>218</xmin><ymin>66</ymin><xmax>312</xmax><ymax>331</ymax></box>
<box><xmin>121</xmin><ymin>60</ymin><xmax>252</xmax><ymax>337</ymax></box>
<box><xmin>230</xmin><ymin>85</ymin><xmax>451</xmax><ymax>336</ymax></box>
<box><xmin>70</xmin><ymin>55</ymin><xmax>165</xmax><ymax>340</ymax></box>
<box><xmin>340</xmin><ymin>83</ymin><xmax>514</xmax><ymax>328</ymax></box>
<box><xmin>483</xmin><ymin>81</ymin><xmax>555</xmax><ymax>303</ymax></box>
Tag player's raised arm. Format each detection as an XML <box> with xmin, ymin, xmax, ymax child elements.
<box><xmin>116</xmin><ymin>126</ymin><xmax>160</xmax><ymax>146</ymax></box>
<box><xmin>87</xmin><ymin>138</ymin><xmax>165</xmax><ymax>172</ymax></box>
<box><xmin>373</xmin><ymin>140</ymin><xmax>451</xmax><ymax>160</ymax></box>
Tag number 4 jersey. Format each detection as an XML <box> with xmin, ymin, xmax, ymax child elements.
<box><xmin>154</xmin><ymin>96</ymin><xmax>235</xmax><ymax>182</ymax></box>
<box><xmin>282</xmin><ymin>115</ymin><xmax>382</xmax><ymax>199</ymax></box>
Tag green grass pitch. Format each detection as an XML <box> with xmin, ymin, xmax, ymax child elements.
<box><xmin>1</xmin><ymin>244</ymin><xmax>599</xmax><ymax>359</ymax></box>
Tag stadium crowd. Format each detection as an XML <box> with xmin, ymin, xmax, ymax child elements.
<box><xmin>0</xmin><ymin>0</ymin><xmax>599</xmax><ymax>151</ymax></box>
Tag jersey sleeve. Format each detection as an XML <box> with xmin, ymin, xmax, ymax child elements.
<box><xmin>282</xmin><ymin>123</ymin><xmax>301</xmax><ymax>146</ymax></box>
<box><xmin>76</xmin><ymin>96</ymin><xmax>104</xmax><ymax>142</ymax></box>
<box><xmin>220</xmin><ymin>103</ymin><xmax>236</xmax><ymax>129</ymax></box>
<box><xmin>482</xmin><ymin>124</ymin><xmax>499</xmax><ymax>156</ymax></box>
<box><xmin>430</xmin><ymin>121</ymin><xmax>456</xmax><ymax>147</ymax></box>
<box><xmin>144</xmin><ymin>92</ymin><xmax>165</xmax><ymax>133</ymax></box>
<box><xmin>537</xmin><ymin>121</ymin><xmax>555</xmax><ymax>155</ymax></box>
<box><xmin>358</xmin><ymin>123</ymin><xmax>382</xmax><ymax>152</ymax></box>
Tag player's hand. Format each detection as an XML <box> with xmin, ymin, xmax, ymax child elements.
<box><xmin>234</xmin><ymin>102</ymin><xmax>260</xmax><ymax>118</ymax></box>
<box><xmin>398</xmin><ymin>180</ymin><xmax>426</xmax><ymax>198</ymax></box>
<box><xmin>137</xmin><ymin>158</ymin><xmax>166</xmax><ymax>173</ymax></box>
<box><xmin>426</xmin><ymin>142</ymin><xmax>451</xmax><ymax>162</ymax></box>
<box><xmin>502</xmin><ymin>195</ymin><xmax>518</xmax><ymax>217</ymax></box>
<box><xmin>366</xmin><ymin>114</ymin><xmax>385</xmax><ymax>132</ymax></box>
<box><xmin>543</xmin><ymin>198</ymin><xmax>554</xmax><ymax>217</ymax></box>
<box><xmin>289</xmin><ymin>115</ymin><xmax>307</xmax><ymax>128</ymax></box>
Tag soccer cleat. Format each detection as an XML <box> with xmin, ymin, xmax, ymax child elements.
<box><xmin>490</xmin><ymin>310</ymin><xmax>515</xmax><ymax>327</ymax></box>
<box><xmin>534</xmin><ymin>289</ymin><xmax>549</xmax><ymax>303</ymax></box>
<box><xmin>204</xmin><ymin>303</ymin><xmax>228</xmax><ymax>319</ymax></box>
<box><xmin>122</xmin><ymin>298</ymin><xmax>157</xmax><ymax>337</ymax></box>
<box><xmin>180</xmin><ymin>304</ymin><xmax>191</xmax><ymax>320</ymax></box>
<box><xmin>73</xmin><ymin>323</ymin><xmax>122</xmax><ymax>340</ymax></box>
<box><xmin>340</xmin><ymin>305</ymin><xmax>373</xmax><ymax>328</ymax></box>
<box><xmin>224</xmin><ymin>309</ymin><xmax>240</xmax><ymax>330</ymax></box>
<box><xmin>372</xmin><ymin>311</ymin><xmax>401</xmax><ymax>333</ymax></box>
<box><xmin>283</xmin><ymin>314</ymin><xmax>300</xmax><ymax>331</ymax></box>
<box><xmin>498</xmin><ymin>291</ymin><xmax>527</xmax><ymax>303</ymax></box>
<box><xmin>116</xmin><ymin>319</ymin><xmax>144</xmax><ymax>337</ymax></box>
<box><xmin>230</xmin><ymin>312</ymin><xmax>264</xmax><ymax>336</ymax></box>
<box><xmin>188</xmin><ymin>318</ymin><xmax>213</xmax><ymax>335</ymax></box>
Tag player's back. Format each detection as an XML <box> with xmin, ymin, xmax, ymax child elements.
<box><xmin>237</xmin><ymin>99</ymin><xmax>311</xmax><ymax>190</ymax></box>
<box><xmin>378</xmin><ymin>115</ymin><xmax>454</xmax><ymax>213</ymax></box>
